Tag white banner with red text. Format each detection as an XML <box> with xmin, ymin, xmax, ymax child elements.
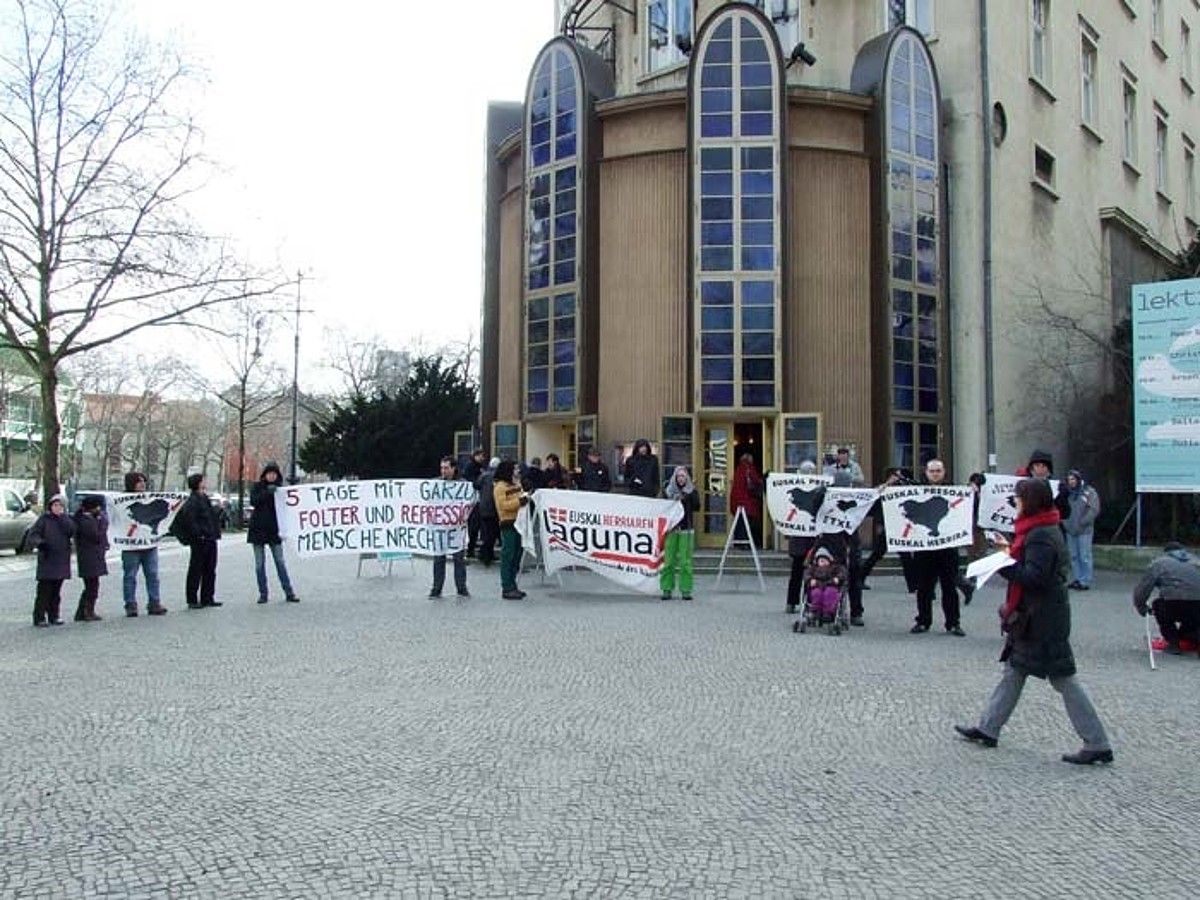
<box><xmin>275</xmin><ymin>479</ymin><xmax>477</xmax><ymax>558</ymax></box>
<box><xmin>765</xmin><ymin>474</ymin><xmax>833</xmax><ymax>538</ymax></box>
<box><xmin>109</xmin><ymin>492</ymin><xmax>189</xmax><ymax>549</ymax></box>
<box><xmin>881</xmin><ymin>484</ymin><xmax>974</xmax><ymax>552</ymax></box>
<box><xmin>524</xmin><ymin>489</ymin><xmax>684</xmax><ymax>592</ymax></box>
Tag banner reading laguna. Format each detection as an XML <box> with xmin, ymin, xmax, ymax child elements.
<box><xmin>882</xmin><ymin>484</ymin><xmax>973</xmax><ymax>552</ymax></box>
<box><xmin>766</xmin><ymin>473</ymin><xmax>833</xmax><ymax>538</ymax></box>
<box><xmin>277</xmin><ymin>480</ymin><xmax>476</xmax><ymax>557</ymax></box>
<box><xmin>1132</xmin><ymin>277</ymin><xmax>1200</xmax><ymax>492</ymax></box>
<box><xmin>109</xmin><ymin>492</ymin><xmax>188</xmax><ymax>549</ymax></box>
<box><xmin>531</xmin><ymin>489</ymin><xmax>683</xmax><ymax>591</ymax></box>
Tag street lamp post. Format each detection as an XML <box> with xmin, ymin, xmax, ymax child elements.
<box><xmin>290</xmin><ymin>272</ymin><xmax>302</xmax><ymax>485</ymax></box>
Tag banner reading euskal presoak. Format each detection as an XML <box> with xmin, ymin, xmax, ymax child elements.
<box><xmin>109</xmin><ymin>492</ymin><xmax>188</xmax><ymax>549</ymax></box>
<box><xmin>881</xmin><ymin>484</ymin><xmax>973</xmax><ymax>552</ymax></box>
<box><xmin>276</xmin><ymin>479</ymin><xmax>476</xmax><ymax>557</ymax></box>
<box><xmin>529</xmin><ymin>489</ymin><xmax>683</xmax><ymax>592</ymax></box>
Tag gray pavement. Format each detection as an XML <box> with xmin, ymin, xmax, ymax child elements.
<box><xmin>0</xmin><ymin>542</ymin><xmax>1196</xmax><ymax>898</ymax></box>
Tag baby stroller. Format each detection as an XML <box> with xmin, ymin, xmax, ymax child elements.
<box><xmin>792</xmin><ymin>533</ymin><xmax>851</xmax><ymax>636</ymax></box>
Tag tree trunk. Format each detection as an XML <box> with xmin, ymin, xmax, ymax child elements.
<box><xmin>237</xmin><ymin>377</ymin><xmax>247</xmax><ymax>527</ymax></box>
<box><xmin>38</xmin><ymin>363</ymin><xmax>61</xmax><ymax>504</ymax></box>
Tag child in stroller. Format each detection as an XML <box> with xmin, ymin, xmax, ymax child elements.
<box><xmin>792</xmin><ymin>535</ymin><xmax>850</xmax><ymax>635</ymax></box>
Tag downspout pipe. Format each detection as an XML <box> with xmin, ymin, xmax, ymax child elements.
<box><xmin>979</xmin><ymin>0</ymin><xmax>997</xmax><ymax>471</ymax></box>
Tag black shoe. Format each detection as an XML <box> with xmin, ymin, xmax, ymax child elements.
<box><xmin>48</xmin><ymin>618</ymin><xmax>64</xmax><ymax>626</ymax></box>
<box><xmin>34</xmin><ymin>620</ymin><xmax>49</xmax><ymax>628</ymax></box>
<box><xmin>429</xmin><ymin>591</ymin><xmax>442</xmax><ymax>599</ymax></box>
<box><xmin>147</xmin><ymin>605</ymin><xmax>168</xmax><ymax>616</ymax></box>
<box><xmin>1076</xmin><ymin>584</ymin><xmax>1090</xmax><ymax>591</ymax></box>
<box><xmin>125</xmin><ymin>607</ymin><xmax>138</xmax><ymax>617</ymax></box>
<box><xmin>456</xmin><ymin>590</ymin><xmax>470</xmax><ymax>597</ymax></box>
<box><xmin>1067</xmin><ymin>580</ymin><xmax>1082</xmax><ymax>590</ymax></box>
<box><xmin>285</xmin><ymin>595</ymin><xmax>300</xmax><ymax>603</ymax></box>
<box><xmin>861</xmin><ymin>582</ymin><xmax>871</xmax><ymax>590</ymax></box>
<box><xmin>954</xmin><ymin>725</ymin><xmax>997</xmax><ymax>748</ymax></box>
<box><xmin>961</xmin><ymin>581</ymin><xmax>975</xmax><ymax>606</ymax></box>
<box><xmin>910</xmin><ymin>623</ymin><xmax>929</xmax><ymax>633</ymax></box>
<box><xmin>682</xmin><ymin>595</ymin><xmax>693</xmax><ymax>601</ymax></box>
<box><xmin>850</xmin><ymin>616</ymin><xmax>864</xmax><ymax>627</ymax></box>
<box><xmin>661</xmin><ymin>593</ymin><xmax>671</xmax><ymax>601</ymax></box>
<box><xmin>786</xmin><ymin>604</ymin><xmax>796</xmax><ymax>614</ymax></box>
<box><xmin>502</xmin><ymin>589</ymin><xmax>524</xmax><ymax>600</ymax></box>
<box><xmin>187</xmin><ymin>602</ymin><xmax>201</xmax><ymax>610</ymax></box>
<box><xmin>200</xmin><ymin>601</ymin><xmax>223</xmax><ymax>608</ymax></box>
<box><xmin>947</xmin><ymin>624</ymin><xmax>966</xmax><ymax>637</ymax></box>
<box><xmin>1062</xmin><ymin>749</ymin><xmax>1113</xmax><ymax>766</ymax></box>
<box><xmin>257</xmin><ymin>596</ymin><xmax>269</xmax><ymax>604</ymax></box>
<box><xmin>1165</xmin><ymin>640</ymin><xmax>1183</xmax><ymax>655</ymax></box>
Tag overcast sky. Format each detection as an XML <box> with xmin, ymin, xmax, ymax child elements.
<box><xmin>127</xmin><ymin>0</ymin><xmax>552</xmax><ymax>386</ymax></box>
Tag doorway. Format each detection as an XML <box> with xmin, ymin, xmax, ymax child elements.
<box><xmin>698</xmin><ymin>419</ymin><xmax>766</xmax><ymax>548</ymax></box>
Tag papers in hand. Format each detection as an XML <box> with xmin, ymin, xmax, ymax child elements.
<box><xmin>965</xmin><ymin>551</ymin><xmax>1016</xmax><ymax>590</ymax></box>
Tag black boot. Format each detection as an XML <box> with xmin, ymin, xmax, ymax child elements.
<box><xmin>74</xmin><ymin>597</ymin><xmax>87</xmax><ymax>622</ymax></box>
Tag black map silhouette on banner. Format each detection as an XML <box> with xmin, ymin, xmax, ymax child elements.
<box><xmin>127</xmin><ymin>499</ymin><xmax>172</xmax><ymax>534</ymax></box>
<box><xmin>835</xmin><ymin>499</ymin><xmax>859</xmax><ymax>512</ymax></box>
<box><xmin>900</xmin><ymin>496</ymin><xmax>950</xmax><ymax>536</ymax></box>
<box><xmin>788</xmin><ymin>486</ymin><xmax>826</xmax><ymax>518</ymax></box>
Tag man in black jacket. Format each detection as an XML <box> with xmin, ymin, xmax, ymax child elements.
<box><xmin>174</xmin><ymin>473</ymin><xmax>222</xmax><ymax>610</ymax></box>
<box><xmin>578</xmin><ymin>447</ymin><xmax>612</xmax><ymax>493</ymax></box>
<box><xmin>463</xmin><ymin>448</ymin><xmax>487</xmax><ymax>558</ymax></box>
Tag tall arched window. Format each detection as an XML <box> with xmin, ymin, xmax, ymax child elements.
<box><xmin>525</xmin><ymin>46</ymin><xmax>581</xmax><ymax>416</ymax></box>
<box><xmin>692</xmin><ymin>9</ymin><xmax>783</xmax><ymax>410</ymax></box>
<box><xmin>885</xmin><ymin>31</ymin><xmax>941</xmax><ymax>470</ymax></box>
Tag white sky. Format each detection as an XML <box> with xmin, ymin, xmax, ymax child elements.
<box><xmin>125</xmin><ymin>0</ymin><xmax>553</xmax><ymax>387</ymax></box>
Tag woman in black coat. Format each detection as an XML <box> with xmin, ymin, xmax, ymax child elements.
<box><xmin>247</xmin><ymin>461</ymin><xmax>298</xmax><ymax>603</ymax></box>
<box><xmin>955</xmin><ymin>478</ymin><xmax>1113</xmax><ymax>765</ymax></box>
<box><xmin>28</xmin><ymin>494</ymin><xmax>76</xmax><ymax>627</ymax></box>
<box><xmin>73</xmin><ymin>495</ymin><xmax>109</xmax><ymax>622</ymax></box>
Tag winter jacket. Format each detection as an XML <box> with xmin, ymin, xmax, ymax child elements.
<box><xmin>805</xmin><ymin>558</ymin><xmax>847</xmax><ymax>589</ymax></box>
<box><xmin>521</xmin><ymin>465</ymin><xmax>546</xmax><ymax>494</ymax></box>
<box><xmin>664</xmin><ymin>473</ymin><xmax>700</xmax><ymax>531</ymax></box>
<box><xmin>476</xmin><ymin>470</ymin><xmax>498</xmax><ymax>518</ymax></box>
<box><xmin>729</xmin><ymin>459</ymin><xmax>763</xmax><ymax>519</ymax></box>
<box><xmin>542</xmin><ymin>464</ymin><xmax>573</xmax><ymax>491</ymax></box>
<box><xmin>73</xmin><ymin>509</ymin><xmax>109</xmax><ymax>578</ymax></box>
<box><xmin>1064</xmin><ymin>483</ymin><xmax>1101</xmax><ymax>536</ymax></box>
<box><xmin>247</xmin><ymin>465</ymin><xmax>285</xmax><ymax>545</ymax></box>
<box><xmin>1132</xmin><ymin>548</ymin><xmax>1200</xmax><ymax>615</ymax></box>
<box><xmin>579</xmin><ymin>459</ymin><xmax>612</xmax><ymax>493</ymax></box>
<box><xmin>29</xmin><ymin>511</ymin><xmax>76</xmax><ymax>581</ymax></box>
<box><xmin>998</xmin><ymin>524</ymin><xmax>1076</xmax><ymax>678</ymax></box>
<box><xmin>494</xmin><ymin>481</ymin><xmax>523</xmax><ymax>525</ymax></box>
<box><xmin>823</xmin><ymin>461</ymin><xmax>865</xmax><ymax>487</ymax></box>
<box><xmin>623</xmin><ymin>440</ymin><xmax>660</xmax><ymax>498</ymax></box>
<box><xmin>174</xmin><ymin>491</ymin><xmax>222</xmax><ymax>546</ymax></box>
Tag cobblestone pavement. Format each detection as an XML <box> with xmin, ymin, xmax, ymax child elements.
<box><xmin>1</xmin><ymin>543</ymin><xmax>1196</xmax><ymax>898</ymax></box>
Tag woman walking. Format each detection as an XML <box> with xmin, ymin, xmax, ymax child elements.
<box><xmin>955</xmin><ymin>478</ymin><xmax>1113</xmax><ymax>765</ymax></box>
<box><xmin>28</xmin><ymin>494</ymin><xmax>76</xmax><ymax>627</ymax></box>
<box><xmin>73</xmin><ymin>495</ymin><xmax>109</xmax><ymax>622</ymax></box>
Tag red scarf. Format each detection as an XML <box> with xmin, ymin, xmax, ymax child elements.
<box><xmin>1000</xmin><ymin>508</ymin><xmax>1061</xmax><ymax>619</ymax></box>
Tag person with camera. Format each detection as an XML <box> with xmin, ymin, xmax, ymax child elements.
<box><xmin>955</xmin><ymin>478</ymin><xmax>1113</xmax><ymax>765</ymax></box>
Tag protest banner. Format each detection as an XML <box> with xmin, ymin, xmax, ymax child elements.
<box><xmin>816</xmin><ymin>487</ymin><xmax>879</xmax><ymax>534</ymax></box>
<box><xmin>765</xmin><ymin>473</ymin><xmax>833</xmax><ymax>538</ymax></box>
<box><xmin>881</xmin><ymin>484</ymin><xmax>973</xmax><ymax>551</ymax></box>
<box><xmin>530</xmin><ymin>488</ymin><xmax>683</xmax><ymax>592</ymax></box>
<box><xmin>276</xmin><ymin>479</ymin><xmax>476</xmax><ymax>558</ymax></box>
<box><xmin>109</xmin><ymin>492</ymin><xmax>188</xmax><ymax>549</ymax></box>
<box><xmin>976</xmin><ymin>474</ymin><xmax>1060</xmax><ymax>533</ymax></box>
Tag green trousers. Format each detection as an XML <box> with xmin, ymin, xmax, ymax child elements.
<box><xmin>660</xmin><ymin>530</ymin><xmax>695</xmax><ymax>595</ymax></box>
<box><xmin>499</xmin><ymin>524</ymin><xmax>522</xmax><ymax>592</ymax></box>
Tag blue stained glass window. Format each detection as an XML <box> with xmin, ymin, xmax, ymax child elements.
<box><xmin>702</xmin><ymin>147</ymin><xmax>733</xmax><ymax>170</ymax></box>
<box><xmin>702</xmin><ymin>358</ymin><xmax>734</xmax><ymax>381</ymax></box>
<box><xmin>701</xmin><ymin>281</ymin><xmax>734</xmax><ymax>304</ymax></box>
<box><xmin>701</xmin><ymin>222</ymin><xmax>734</xmax><ymax>245</ymax></box>
<box><xmin>702</xmin><ymin>384</ymin><xmax>735</xmax><ymax>406</ymax></box>
<box><xmin>743</xmin><ymin>222</ymin><xmax>772</xmax><ymax>244</ymax></box>
<box><xmin>702</xmin><ymin>307</ymin><xmax>734</xmax><ymax>330</ymax></box>
<box><xmin>529</xmin><ymin>369</ymin><xmax>549</xmax><ymax>391</ymax></box>
<box><xmin>553</xmin><ymin>389</ymin><xmax>575</xmax><ymax>412</ymax></box>
<box><xmin>528</xmin><ymin>392</ymin><xmax>549</xmax><ymax>414</ymax></box>
<box><xmin>743</xmin><ymin>333</ymin><xmax>773</xmax><ymax>355</ymax></box>
<box><xmin>742</xmin><ymin>384</ymin><xmax>774</xmax><ymax>407</ymax></box>
<box><xmin>701</xmin><ymin>248</ymin><xmax>734</xmax><ymax>271</ymax></box>
<box><xmin>742</xmin><ymin>307</ymin><xmax>774</xmax><ymax>331</ymax></box>
<box><xmin>743</xmin><ymin>281</ymin><xmax>773</xmax><ymax>303</ymax></box>
<box><xmin>742</xmin><ymin>358</ymin><xmax>773</xmax><ymax>381</ymax></box>
<box><xmin>702</xmin><ymin>332</ymin><xmax>734</xmax><ymax>356</ymax></box>
<box><xmin>702</xmin><ymin>89</ymin><xmax>732</xmax><ymax>112</ymax></box>
<box><xmin>742</xmin><ymin>247</ymin><xmax>774</xmax><ymax>270</ymax></box>
<box><xmin>701</xmin><ymin>116</ymin><xmax>734</xmax><ymax>138</ymax></box>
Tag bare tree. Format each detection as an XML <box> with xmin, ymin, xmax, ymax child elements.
<box><xmin>320</xmin><ymin>326</ymin><xmax>385</xmax><ymax>399</ymax></box>
<box><xmin>0</xmin><ymin>0</ymin><xmax>288</xmax><ymax>502</ymax></box>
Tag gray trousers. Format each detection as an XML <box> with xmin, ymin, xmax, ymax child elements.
<box><xmin>978</xmin><ymin>664</ymin><xmax>1111</xmax><ymax>751</ymax></box>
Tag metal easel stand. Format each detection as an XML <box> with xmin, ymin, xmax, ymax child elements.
<box><xmin>520</xmin><ymin>513</ymin><xmax>563</xmax><ymax>590</ymax></box>
<box><xmin>715</xmin><ymin>506</ymin><xmax>765</xmax><ymax>593</ymax></box>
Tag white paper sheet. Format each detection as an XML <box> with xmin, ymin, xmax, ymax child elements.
<box><xmin>965</xmin><ymin>550</ymin><xmax>1016</xmax><ymax>590</ymax></box>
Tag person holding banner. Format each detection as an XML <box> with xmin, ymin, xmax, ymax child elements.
<box><xmin>430</xmin><ymin>457</ymin><xmax>470</xmax><ymax>599</ymax></box>
<box><xmin>248</xmin><ymin>462</ymin><xmax>300</xmax><ymax>604</ymax></box>
<box><xmin>493</xmin><ymin>460</ymin><xmax>527</xmax><ymax>600</ymax></box>
<box><xmin>173</xmin><ymin>473</ymin><xmax>223</xmax><ymax>610</ymax></box>
<box><xmin>661</xmin><ymin>466</ymin><xmax>700</xmax><ymax>601</ymax></box>
<box><xmin>785</xmin><ymin>461</ymin><xmax>820</xmax><ymax>613</ymax></box>
<box><xmin>28</xmin><ymin>495</ymin><xmax>75</xmax><ymax>627</ymax></box>
<box><xmin>955</xmin><ymin>477</ymin><xmax>1113</xmax><ymax>765</ymax></box>
<box><xmin>121</xmin><ymin>472</ymin><xmax>167</xmax><ymax>617</ymax></box>
<box><xmin>624</xmin><ymin>439</ymin><xmax>660</xmax><ymax>499</ymax></box>
<box><xmin>72</xmin><ymin>495</ymin><xmax>109</xmax><ymax>622</ymax></box>
<box><xmin>908</xmin><ymin>459</ymin><xmax>966</xmax><ymax>636</ymax></box>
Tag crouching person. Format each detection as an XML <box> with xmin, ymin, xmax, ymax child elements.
<box><xmin>1133</xmin><ymin>542</ymin><xmax>1200</xmax><ymax>656</ymax></box>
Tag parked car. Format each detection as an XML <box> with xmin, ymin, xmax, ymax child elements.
<box><xmin>3</xmin><ymin>487</ymin><xmax>38</xmax><ymax>553</ymax></box>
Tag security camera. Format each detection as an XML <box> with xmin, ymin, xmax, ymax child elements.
<box><xmin>788</xmin><ymin>42</ymin><xmax>817</xmax><ymax>68</ymax></box>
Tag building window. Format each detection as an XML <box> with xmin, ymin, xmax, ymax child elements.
<box><xmin>1080</xmin><ymin>23</ymin><xmax>1099</xmax><ymax>128</ymax></box>
<box><xmin>1185</xmin><ymin>137</ymin><xmax>1197</xmax><ymax>220</ymax></box>
<box><xmin>525</xmin><ymin>46</ymin><xmax>581</xmax><ymax>416</ymax></box>
<box><xmin>661</xmin><ymin>416</ymin><xmax>695</xmax><ymax>473</ymax></box>
<box><xmin>1156</xmin><ymin>109</ymin><xmax>1169</xmax><ymax>195</ymax></box>
<box><xmin>749</xmin><ymin>1</ymin><xmax>801</xmax><ymax>51</ymax></box>
<box><xmin>886</xmin><ymin>32</ymin><xmax>942</xmax><ymax>443</ymax></box>
<box><xmin>781</xmin><ymin>415</ymin><xmax>820</xmax><ymax>472</ymax></box>
<box><xmin>893</xmin><ymin>420</ymin><xmax>939</xmax><ymax>472</ymax></box>
<box><xmin>1031</xmin><ymin>0</ymin><xmax>1051</xmax><ymax>85</ymax></box>
<box><xmin>1123</xmin><ymin>74</ymin><xmax>1139</xmax><ymax>166</ymax></box>
<box><xmin>692</xmin><ymin>10</ymin><xmax>782</xmax><ymax>410</ymax></box>
<box><xmin>647</xmin><ymin>0</ymin><xmax>693</xmax><ymax>74</ymax></box>
<box><xmin>492</xmin><ymin>422</ymin><xmax>521</xmax><ymax>464</ymax></box>
<box><xmin>1151</xmin><ymin>0</ymin><xmax>1164</xmax><ymax>47</ymax></box>
<box><xmin>887</xmin><ymin>0</ymin><xmax>935</xmax><ymax>34</ymax></box>
<box><xmin>1034</xmin><ymin>144</ymin><xmax>1057</xmax><ymax>190</ymax></box>
<box><xmin>1183</xmin><ymin>20</ymin><xmax>1194</xmax><ymax>85</ymax></box>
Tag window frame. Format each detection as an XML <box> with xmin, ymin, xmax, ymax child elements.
<box><xmin>491</xmin><ymin>421</ymin><xmax>523</xmax><ymax>466</ymax></box>
<box><xmin>1151</xmin><ymin>0</ymin><xmax>1166</xmax><ymax>52</ymax></box>
<box><xmin>778</xmin><ymin>413</ymin><xmax>822</xmax><ymax>474</ymax></box>
<box><xmin>885</xmin><ymin>0</ymin><xmax>936</xmax><ymax>35</ymax></box>
<box><xmin>1182</xmin><ymin>19</ymin><xmax>1195</xmax><ymax>89</ymax></box>
<box><xmin>749</xmin><ymin>1</ymin><xmax>802</xmax><ymax>52</ymax></box>
<box><xmin>1080</xmin><ymin>19</ymin><xmax>1100</xmax><ymax>132</ymax></box>
<box><xmin>1184</xmin><ymin>135</ymin><xmax>1197</xmax><ymax>222</ymax></box>
<box><xmin>1031</xmin><ymin>0</ymin><xmax>1052</xmax><ymax>89</ymax></box>
<box><xmin>1155</xmin><ymin>106</ymin><xmax>1170</xmax><ymax>198</ymax></box>
<box><xmin>1032</xmin><ymin>143</ymin><xmax>1059</xmax><ymax>198</ymax></box>
<box><xmin>1122</xmin><ymin>69</ymin><xmax>1140</xmax><ymax>169</ymax></box>
<box><xmin>645</xmin><ymin>0</ymin><xmax>693</xmax><ymax>76</ymax></box>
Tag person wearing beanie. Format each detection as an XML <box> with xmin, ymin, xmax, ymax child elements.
<box><xmin>172</xmin><ymin>473</ymin><xmax>223</xmax><ymax>609</ymax></box>
<box><xmin>474</xmin><ymin>457</ymin><xmax>501</xmax><ymax>566</ymax></box>
<box><xmin>1063</xmin><ymin>469</ymin><xmax>1101</xmax><ymax>590</ymax></box>
<box><xmin>578</xmin><ymin>446</ymin><xmax>612</xmax><ymax>493</ymax></box>
<box><xmin>1025</xmin><ymin>449</ymin><xmax>1072</xmax><ymax>522</ymax></box>
<box><xmin>247</xmin><ymin>461</ymin><xmax>299</xmax><ymax>604</ymax></box>
<box><xmin>1132</xmin><ymin>542</ymin><xmax>1200</xmax><ymax>655</ymax></box>
<box><xmin>661</xmin><ymin>465</ymin><xmax>700</xmax><ymax>601</ymax></box>
<box><xmin>72</xmin><ymin>495</ymin><xmax>110</xmax><ymax>622</ymax></box>
<box><xmin>120</xmin><ymin>472</ymin><xmax>167</xmax><ymax>616</ymax></box>
<box><xmin>27</xmin><ymin>494</ymin><xmax>76</xmax><ymax>626</ymax></box>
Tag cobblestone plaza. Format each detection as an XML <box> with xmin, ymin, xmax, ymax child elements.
<box><xmin>1</xmin><ymin>544</ymin><xmax>1196</xmax><ymax>898</ymax></box>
